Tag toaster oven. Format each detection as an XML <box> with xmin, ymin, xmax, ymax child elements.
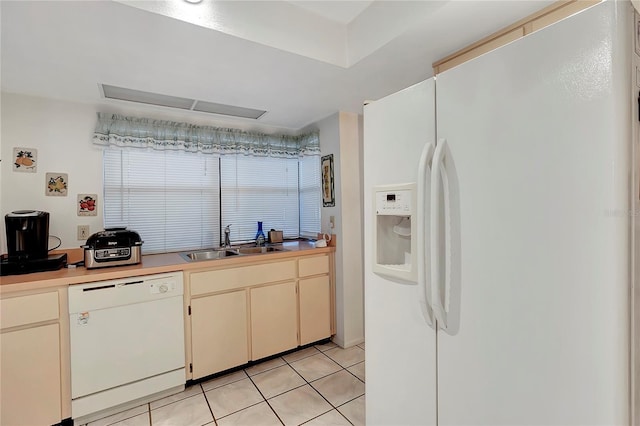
<box><xmin>83</xmin><ymin>228</ymin><xmax>143</xmax><ymax>269</ymax></box>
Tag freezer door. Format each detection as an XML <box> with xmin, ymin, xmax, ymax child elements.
<box><xmin>435</xmin><ymin>1</ymin><xmax>630</xmax><ymax>425</ymax></box>
<box><xmin>363</xmin><ymin>78</ymin><xmax>438</xmax><ymax>425</ymax></box>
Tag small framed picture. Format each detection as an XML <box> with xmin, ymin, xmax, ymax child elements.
<box><xmin>78</xmin><ymin>194</ymin><xmax>98</xmax><ymax>216</ymax></box>
<box><xmin>13</xmin><ymin>147</ymin><xmax>37</xmax><ymax>173</ymax></box>
<box><xmin>321</xmin><ymin>154</ymin><xmax>335</xmax><ymax>207</ymax></box>
<box><xmin>45</xmin><ymin>173</ymin><xmax>68</xmax><ymax>196</ymax></box>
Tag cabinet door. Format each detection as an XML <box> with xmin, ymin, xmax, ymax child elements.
<box><xmin>1</xmin><ymin>324</ymin><xmax>61</xmax><ymax>426</ymax></box>
<box><xmin>299</xmin><ymin>276</ymin><xmax>331</xmax><ymax>345</ymax></box>
<box><xmin>191</xmin><ymin>290</ymin><xmax>248</xmax><ymax>379</ymax></box>
<box><xmin>250</xmin><ymin>281</ymin><xmax>298</xmax><ymax>360</ymax></box>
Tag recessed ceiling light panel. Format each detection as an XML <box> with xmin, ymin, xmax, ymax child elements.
<box><xmin>100</xmin><ymin>84</ymin><xmax>266</xmax><ymax>120</ymax></box>
<box><xmin>102</xmin><ymin>85</ymin><xmax>193</xmax><ymax>109</ymax></box>
<box><xmin>193</xmin><ymin>100</ymin><xmax>266</xmax><ymax>120</ymax></box>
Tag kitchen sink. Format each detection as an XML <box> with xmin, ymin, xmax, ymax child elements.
<box><xmin>180</xmin><ymin>246</ymin><xmax>287</xmax><ymax>261</ymax></box>
<box><xmin>234</xmin><ymin>246</ymin><xmax>286</xmax><ymax>255</ymax></box>
<box><xmin>180</xmin><ymin>249</ymin><xmax>239</xmax><ymax>262</ymax></box>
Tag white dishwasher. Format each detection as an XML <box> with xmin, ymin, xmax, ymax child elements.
<box><xmin>68</xmin><ymin>272</ymin><xmax>185</xmax><ymax>421</ymax></box>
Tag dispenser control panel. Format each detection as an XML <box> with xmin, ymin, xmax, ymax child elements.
<box><xmin>376</xmin><ymin>189</ymin><xmax>412</xmax><ymax>215</ymax></box>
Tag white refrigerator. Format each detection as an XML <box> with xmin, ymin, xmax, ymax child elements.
<box><xmin>363</xmin><ymin>1</ymin><xmax>638</xmax><ymax>425</ymax></box>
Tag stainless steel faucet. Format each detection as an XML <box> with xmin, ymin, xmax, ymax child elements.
<box><xmin>224</xmin><ymin>224</ymin><xmax>231</xmax><ymax>247</ymax></box>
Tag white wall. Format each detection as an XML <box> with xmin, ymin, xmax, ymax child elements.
<box><xmin>337</xmin><ymin>111</ymin><xmax>365</xmax><ymax>347</ymax></box>
<box><xmin>1</xmin><ymin>93</ymin><xmax>104</xmax><ymax>253</ymax></box>
<box><xmin>314</xmin><ymin>113</ymin><xmax>343</xmax><ymax>342</ymax></box>
<box><xmin>0</xmin><ymin>92</ymin><xmax>300</xmax><ymax>253</ymax></box>
<box><xmin>314</xmin><ymin>111</ymin><xmax>365</xmax><ymax>348</ymax></box>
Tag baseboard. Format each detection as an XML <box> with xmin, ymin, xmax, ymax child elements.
<box><xmin>333</xmin><ymin>335</ymin><xmax>364</xmax><ymax>349</ymax></box>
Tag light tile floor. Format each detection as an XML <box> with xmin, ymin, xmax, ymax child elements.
<box><xmin>85</xmin><ymin>342</ymin><xmax>365</xmax><ymax>426</ymax></box>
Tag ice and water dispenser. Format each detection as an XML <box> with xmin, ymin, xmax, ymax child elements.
<box><xmin>373</xmin><ymin>183</ymin><xmax>417</xmax><ymax>282</ymax></box>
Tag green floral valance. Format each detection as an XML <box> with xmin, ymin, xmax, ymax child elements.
<box><xmin>92</xmin><ymin>113</ymin><xmax>320</xmax><ymax>158</ymax></box>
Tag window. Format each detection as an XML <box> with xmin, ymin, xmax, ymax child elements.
<box><xmin>103</xmin><ymin>149</ymin><xmax>220</xmax><ymax>254</ymax></box>
<box><xmin>299</xmin><ymin>155</ymin><xmax>321</xmax><ymax>238</ymax></box>
<box><xmin>221</xmin><ymin>155</ymin><xmax>300</xmax><ymax>242</ymax></box>
<box><xmin>103</xmin><ymin>149</ymin><xmax>321</xmax><ymax>252</ymax></box>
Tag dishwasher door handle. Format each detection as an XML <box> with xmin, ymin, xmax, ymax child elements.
<box><xmin>82</xmin><ymin>280</ymin><xmax>143</xmax><ymax>292</ymax></box>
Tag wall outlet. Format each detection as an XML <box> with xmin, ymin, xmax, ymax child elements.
<box><xmin>77</xmin><ymin>225</ymin><xmax>90</xmax><ymax>240</ymax></box>
<box><xmin>329</xmin><ymin>215</ymin><xmax>335</xmax><ymax>229</ymax></box>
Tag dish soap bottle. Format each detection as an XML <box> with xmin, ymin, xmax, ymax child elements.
<box><xmin>255</xmin><ymin>221</ymin><xmax>266</xmax><ymax>246</ymax></box>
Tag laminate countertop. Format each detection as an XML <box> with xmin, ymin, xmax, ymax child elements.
<box><xmin>0</xmin><ymin>241</ymin><xmax>335</xmax><ymax>294</ymax></box>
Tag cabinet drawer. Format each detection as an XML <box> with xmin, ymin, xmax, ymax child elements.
<box><xmin>298</xmin><ymin>255</ymin><xmax>329</xmax><ymax>277</ymax></box>
<box><xmin>190</xmin><ymin>260</ymin><xmax>296</xmax><ymax>296</ymax></box>
<box><xmin>1</xmin><ymin>292</ymin><xmax>59</xmax><ymax>329</ymax></box>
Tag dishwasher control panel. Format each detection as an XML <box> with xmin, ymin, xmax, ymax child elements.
<box><xmin>148</xmin><ymin>276</ymin><xmax>177</xmax><ymax>294</ymax></box>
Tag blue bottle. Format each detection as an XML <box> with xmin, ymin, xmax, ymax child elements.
<box><xmin>255</xmin><ymin>221</ymin><xmax>266</xmax><ymax>246</ymax></box>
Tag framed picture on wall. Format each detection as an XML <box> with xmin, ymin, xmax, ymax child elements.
<box><xmin>45</xmin><ymin>172</ymin><xmax>68</xmax><ymax>196</ymax></box>
<box><xmin>77</xmin><ymin>194</ymin><xmax>98</xmax><ymax>216</ymax></box>
<box><xmin>321</xmin><ymin>154</ymin><xmax>335</xmax><ymax>207</ymax></box>
<box><xmin>13</xmin><ymin>147</ymin><xmax>37</xmax><ymax>173</ymax></box>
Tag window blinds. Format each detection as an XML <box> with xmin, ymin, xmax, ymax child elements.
<box><xmin>104</xmin><ymin>150</ymin><xmax>321</xmax><ymax>253</ymax></box>
<box><xmin>220</xmin><ymin>155</ymin><xmax>300</xmax><ymax>242</ymax></box>
<box><xmin>103</xmin><ymin>149</ymin><xmax>220</xmax><ymax>253</ymax></box>
<box><xmin>299</xmin><ymin>155</ymin><xmax>322</xmax><ymax>238</ymax></box>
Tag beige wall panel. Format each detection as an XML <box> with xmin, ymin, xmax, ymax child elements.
<box><xmin>298</xmin><ymin>255</ymin><xmax>329</xmax><ymax>277</ymax></box>
<box><xmin>299</xmin><ymin>276</ymin><xmax>331</xmax><ymax>345</ymax></box>
<box><xmin>1</xmin><ymin>324</ymin><xmax>61</xmax><ymax>425</ymax></box>
<box><xmin>191</xmin><ymin>290</ymin><xmax>249</xmax><ymax>379</ymax></box>
<box><xmin>250</xmin><ymin>281</ymin><xmax>298</xmax><ymax>360</ymax></box>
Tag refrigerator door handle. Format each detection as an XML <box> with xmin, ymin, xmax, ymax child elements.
<box><xmin>417</xmin><ymin>141</ymin><xmax>435</xmax><ymax>326</ymax></box>
<box><xmin>431</xmin><ymin>138</ymin><xmax>451</xmax><ymax>330</ymax></box>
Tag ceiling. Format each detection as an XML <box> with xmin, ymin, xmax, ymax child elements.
<box><xmin>1</xmin><ymin>0</ymin><xmax>555</xmax><ymax>133</ymax></box>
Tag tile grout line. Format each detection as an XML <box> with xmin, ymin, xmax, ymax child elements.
<box><xmin>198</xmin><ymin>383</ymin><xmax>219</xmax><ymax>426</ymax></box>
<box><xmin>244</xmin><ymin>370</ymin><xmax>286</xmax><ymax>425</ymax></box>
<box><xmin>202</xmin><ymin>374</ymin><xmax>273</xmax><ymax>424</ymax></box>
<box><xmin>343</xmin><ymin>361</ymin><xmax>365</xmax><ymax>384</ymax></box>
<box><xmin>247</xmin><ymin>344</ymin><xmax>350</xmax><ymax>425</ymax></box>
<box><xmin>202</xmin><ymin>358</ymin><xmax>299</xmax><ymax>424</ymax></box>
<box><xmin>255</xmin><ymin>346</ymin><xmax>349</xmax><ymax>425</ymax></box>
<box><xmin>88</xmin><ymin>402</ymin><xmax>151</xmax><ymax>426</ymax></box>
<box><xmin>309</xmin><ymin>348</ymin><xmax>364</xmax><ymax>425</ymax></box>
<box><xmin>283</xmin><ymin>347</ymin><xmax>356</xmax><ymax>425</ymax></box>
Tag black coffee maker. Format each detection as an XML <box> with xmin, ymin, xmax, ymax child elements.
<box><xmin>2</xmin><ymin>210</ymin><xmax>67</xmax><ymax>275</ymax></box>
<box><xmin>6</xmin><ymin>210</ymin><xmax>50</xmax><ymax>261</ymax></box>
